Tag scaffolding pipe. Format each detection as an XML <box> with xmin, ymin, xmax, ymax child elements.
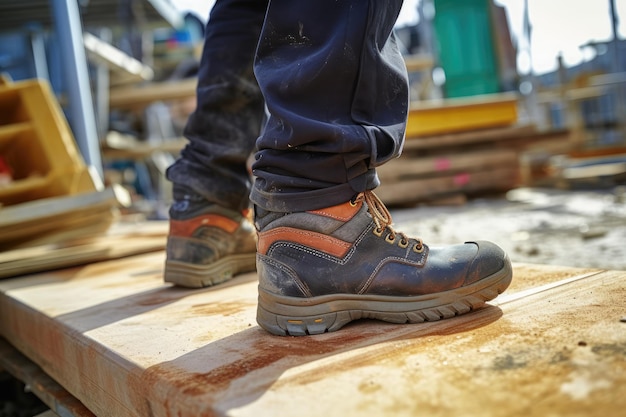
<box><xmin>51</xmin><ymin>0</ymin><xmax>103</xmax><ymax>180</ymax></box>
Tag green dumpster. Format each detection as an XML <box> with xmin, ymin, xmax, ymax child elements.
<box><xmin>433</xmin><ymin>0</ymin><xmax>500</xmax><ymax>98</ymax></box>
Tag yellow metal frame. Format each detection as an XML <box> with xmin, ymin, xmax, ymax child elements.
<box><xmin>0</xmin><ymin>78</ymin><xmax>96</xmax><ymax>206</ymax></box>
<box><xmin>406</xmin><ymin>92</ymin><xmax>519</xmax><ymax>138</ymax></box>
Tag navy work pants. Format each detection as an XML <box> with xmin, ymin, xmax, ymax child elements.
<box><xmin>166</xmin><ymin>0</ymin><xmax>408</xmax><ymax>213</ymax></box>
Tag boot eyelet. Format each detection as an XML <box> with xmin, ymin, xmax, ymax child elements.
<box><xmin>413</xmin><ymin>243</ymin><xmax>424</xmax><ymax>253</ymax></box>
<box><xmin>385</xmin><ymin>234</ymin><xmax>396</xmax><ymax>244</ymax></box>
<box><xmin>349</xmin><ymin>199</ymin><xmax>358</xmax><ymax>207</ymax></box>
<box><xmin>398</xmin><ymin>239</ymin><xmax>409</xmax><ymax>248</ymax></box>
<box><xmin>373</xmin><ymin>227</ymin><xmax>384</xmax><ymax>237</ymax></box>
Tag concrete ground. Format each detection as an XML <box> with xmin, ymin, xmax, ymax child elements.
<box><xmin>392</xmin><ymin>186</ymin><xmax>626</xmax><ymax>271</ymax></box>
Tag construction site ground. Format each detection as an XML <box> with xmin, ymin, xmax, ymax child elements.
<box><xmin>393</xmin><ymin>186</ymin><xmax>626</xmax><ymax>271</ymax></box>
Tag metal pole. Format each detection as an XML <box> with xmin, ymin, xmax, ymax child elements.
<box><xmin>51</xmin><ymin>0</ymin><xmax>103</xmax><ymax>180</ymax></box>
<box><xmin>28</xmin><ymin>26</ymin><xmax>50</xmax><ymax>80</ymax></box>
<box><xmin>94</xmin><ymin>29</ymin><xmax>111</xmax><ymax>143</ymax></box>
<box><xmin>610</xmin><ymin>0</ymin><xmax>620</xmax><ymax>74</ymax></box>
<box><xmin>609</xmin><ymin>0</ymin><xmax>626</xmax><ymax>136</ymax></box>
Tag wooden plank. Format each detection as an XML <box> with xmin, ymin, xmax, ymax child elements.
<box><xmin>83</xmin><ymin>33</ymin><xmax>154</xmax><ymax>84</ymax></box>
<box><xmin>376</xmin><ymin>166</ymin><xmax>519</xmax><ymax>205</ymax></box>
<box><xmin>1</xmin><ymin>255</ymin><xmax>623</xmax><ymax>417</ymax></box>
<box><xmin>101</xmin><ymin>138</ymin><xmax>187</xmax><ymax>160</ymax></box>
<box><xmin>2</xmin><ymin>206</ymin><xmax>117</xmax><ymax>248</ymax></box>
<box><xmin>378</xmin><ymin>148</ymin><xmax>518</xmax><ymax>181</ymax></box>
<box><xmin>562</xmin><ymin>161</ymin><xmax>626</xmax><ymax>180</ymax></box>
<box><xmin>568</xmin><ymin>146</ymin><xmax>626</xmax><ymax>158</ymax></box>
<box><xmin>108</xmin><ymin>78</ymin><xmax>197</xmax><ymax>110</ymax></box>
<box><xmin>0</xmin><ymin>187</ymin><xmax>124</xmax><ymax>228</ymax></box>
<box><xmin>0</xmin><ymin>337</ymin><xmax>95</xmax><ymax>417</ymax></box>
<box><xmin>0</xmin><ymin>221</ymin><xmax>167</xmax><ymax>279</ymax></box>
<box><xmin>402</xmin><ymin>124</ymin><xmax>538</xmax><ymax>150</ymax></box>
<box><xmin>0</xmin><ymin>186</ymin><xmax>129</xmax><ymax>249</ymax></box>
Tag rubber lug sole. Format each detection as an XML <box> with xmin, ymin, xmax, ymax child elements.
<box><xmin>257</xmin><ymin>258</ymin><xmax>513</xmax><ymax>336</ymax></box>
<box><xmin>164</xmin><ymin>253</ymin><xmax>256</xmax><ymax>288</ymax></box>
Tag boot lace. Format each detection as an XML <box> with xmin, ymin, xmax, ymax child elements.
<box><xmin>352</xmin><ymin>191</ymin><xmax>424</xmax><ymax>253</ymax></box>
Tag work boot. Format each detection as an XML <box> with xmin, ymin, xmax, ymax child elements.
<box><xmin>164</xmin><ymin>198</ymin><xmax>257</xmax><ymax>288</ymax></box>
<box><xmin>255</xmin><ymin>191</ymin><xmax>512</xmax><ymax>336</ymax></box>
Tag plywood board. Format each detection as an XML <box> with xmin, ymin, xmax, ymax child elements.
<box><xmin>1</xmin><ymin>254</ymin><xmax>623</xmax><ymax>417</ymax></box>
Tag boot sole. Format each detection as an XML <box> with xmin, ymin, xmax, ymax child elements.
<box><xmin>164</xmin><ymin>253</ymin><xmax>257</xmax><ymax>288</ymax></box>
<box><xmin>257</xmin><ymin>258</ymin><xmax>513</xmax><ymax>336</ymax></box>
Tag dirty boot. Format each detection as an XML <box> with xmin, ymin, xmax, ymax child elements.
<box><xmin>255</xmin><ymin>191</ymin><xmax>513</xmax><ymax>336</ymax></box>
<box><xmin>165</xmin><ymin>198</ymin><xmax>257</xmax><ymax>288</ymax></box>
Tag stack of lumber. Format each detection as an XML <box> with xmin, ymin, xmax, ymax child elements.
<box><xmin>0</xmin><ymin>78</ymin><xmax>152</xmax><ymax>262</ymax></box>
<box><xmin>548</xmin><ymin>152</ymin><xmax>626</xmax><ymax>189</ymax></box>
<box><xmin>377</xmin><ymin>93</ymin><xmax>572</xmax><ymax>206</ymax></box>
<box><xmin>0</xmin><ymin>186</ymin><xmax>164</xmax><ymax>279</ymax></box>
<box><xmin>0</xmin><ymin>187</ymin><xmax>129</xmax><ymax>250</ymax></box>
<box><xmin>0</xmin><ymin>183</ymin><xmax>171</xmax><ymax>279</ymax></box>
<box><xmin>0</xmin><ymin>215</ymin><xmax>168</xmax><ymax>279</ymax></box>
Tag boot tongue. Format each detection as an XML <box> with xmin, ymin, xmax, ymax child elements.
<box><xmin>361</xmin><ymin>191</ymin><xmax>393</xmax><ymax>230</ymax></box>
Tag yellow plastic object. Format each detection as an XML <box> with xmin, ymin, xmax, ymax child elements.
<box><xmin>406</xmin><ymin>92</ymin><xmax>518</xmax><ymax>138</ymax></box>
<box><xmin>0</xmin><ymin>78</ymin><xmax>96</xmax><ymax>206</ymax></box>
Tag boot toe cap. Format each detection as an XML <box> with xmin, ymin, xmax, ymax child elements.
<box><xmin>464</xmin><ymin>240</ymin><xmax>509</xmax><ymax>285</ymax></box>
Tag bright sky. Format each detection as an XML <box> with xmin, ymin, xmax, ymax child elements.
<box><xmin>495</xmin><ymin>0</ymin><xmax>625</xmax><ymax>74</ymax></box>
<box><xmin>172</xmin><ymin>0</ymin><xmax>626</xmax><ymax>75</ymax></box>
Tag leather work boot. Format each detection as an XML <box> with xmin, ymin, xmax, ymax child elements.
<box><xmin>255</xmin><ymin>191</ymin><xmax>513</xmax><ymax>336</ymax></box>
<box><xmin>165</xmin><ymin>203</ymin><xmax>257</xmax><ymax>288</ymax></box>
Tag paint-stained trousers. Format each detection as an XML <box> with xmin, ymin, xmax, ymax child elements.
<box><xmin>166</xmin><ymin>0</ymin><xmax>408</xmax><ymax>213</ymax></box>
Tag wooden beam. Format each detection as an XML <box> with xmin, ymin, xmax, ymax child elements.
<box><xmin>378</xmin><ymin>148</ymin><xmax>519</xmax><ymax>181</ymax></box>
<box><xmin>108</xmin><ymin>78</ymin><xmax>197</xmax><ymax>110</ymax></box>
<box><xmin>0</xmin><ymin>338</ymin><xmax>95</xmax><ymax>417</ymax></box>
<box><xmin>403</xmin><ymin>125</ymin><xmax>538</xmax><ymax>151</ymax></box>
<box><xmin>83</xmin><ymin>32</ymin><xmax>154</xmax><ymax>84</ymax></box>
<box><xmin>376</xmin><ymin>166</ymin><xmax>519</xmax><ymax>205</ymax></box>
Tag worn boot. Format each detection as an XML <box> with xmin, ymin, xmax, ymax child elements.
<box><xmin>165</xmin><ymin>199</ymin><xmax>257</xmax><ymax>288</ymax></box>
<box><xmin>255</xmin><ymin>191</ymin><xmax>512</xmax><ymax>336</ymax></box>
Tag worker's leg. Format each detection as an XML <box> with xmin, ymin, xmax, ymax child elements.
<box><xmin>251</xmin><ymin>0</ymin><xmax>513</xmax><ymax>336</ymax></box>
<box><xmin>167</xmin><ymin>0</ymin><xmax>267</xmax><ymax>212</ymax></box>
<box><xmin>164</xmin><ymin>0</ymin><xmax>268</xmax><ymax>288</ymax></box>
<box><xmin>251</xmin><ymin>0</ymin><xmax>409</xmax><ymax>212</ymax></box>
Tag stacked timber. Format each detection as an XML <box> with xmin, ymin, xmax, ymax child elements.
<box><xmin>0</xmin><ymin>77</ymin><xmax>166</xmax><ymax>274</ymax></box>
<box><xmin>0</xmin><ymin>77</ymin><xmax>123</xmax><ymax>253</ymax></box>
<box><xmin>377</xmin><ymin>93</ymin><xmax>571</xmax><ymax>206</ymax></box>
